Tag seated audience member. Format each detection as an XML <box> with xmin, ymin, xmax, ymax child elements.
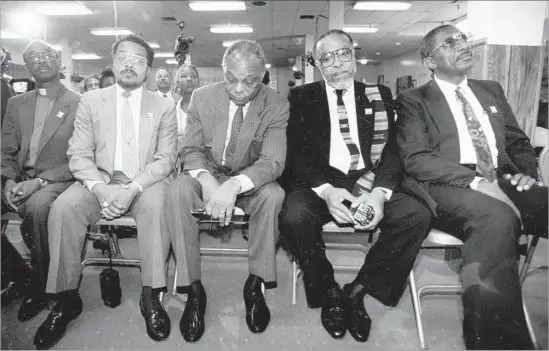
<box><xmin>162</xmin><ymin>40</ymin><xmax>288</xmax><ymax>342</ymax></box>
<box><xmin>173</xmin><ymin>64</ymin><xmax>199</xmax><ymax>148</ymax></box>
<box><xmin>83</xmin><ymin>74</ymin><xmax>100</xmax><ymax>92</ymax></box>
<box><xmin>154</xmin><ymin>67</ymin><xmax>177</xmax><ymax>102</ymax></box>
<box><xmin>1</xmin><ymin>40</ymin><xmax>81</xmax><ymax>321</ymax></box>
<box><xmin>99</xmin><ymin>66</ymin><xmax>116</xmax><ymax>88</ymax></box>
<box><xmin>34</xmin><ymin>34</ymin><xmax>177</xmax><ymax>349</ymax></box>
<box><xmin>278</xmin><ymin>29</ymin><xmax>433</xmax><ymax>342</ymax></box>
<box><xmin>395</xmin><ymin>24</ymin><xmax>547</xmax><ymax>350</ymax></box>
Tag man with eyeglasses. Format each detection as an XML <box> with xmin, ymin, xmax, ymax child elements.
<box><xmin>278</xmin><ymin>29</ymin><xmax>433</xmax><ymax>342</ymax></box>
<box><xmin>34</xmin><ymin>34</ymin><xmax>178</xmax><ymax>349</ymax></box>
<box><xmin>395</xmin><ymin>24</ymin><xmax>547</xmax><ymax>349</ymax></box>
<box><xmin>1</xmin><ymin>39</ymin><xmax>81</xmax><ymax>323</ymax></box>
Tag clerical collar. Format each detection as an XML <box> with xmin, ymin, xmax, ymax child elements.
<box><xmin>36</xmin><ymin>82</ymin><xmax>62</xmax><ymax>97</ymax></box>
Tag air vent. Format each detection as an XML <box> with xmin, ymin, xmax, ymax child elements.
<box><xmin>252</xmin><ymin>1</ymin><xmax>267</xmax><ymax>5</ymax></box>
<box><xmin>300</xmin><ymin>15</ymin><xmax>315</xmax><ymax>19</ymax></box>
<box><xmin>161</xmin><ymin>16</ymin><xmax>177</xmax><ymax>21</ymax></box>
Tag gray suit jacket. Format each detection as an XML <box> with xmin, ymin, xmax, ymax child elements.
<box><xmin>67</xmin><ymin>85</ymin><xmax>178</xmax><ymax>190</ymax></box>
<box><xmin>2</xmin><ymin>84</ymin><xmax>81</xmax><ymax>184</ymax></box>
<box><xmin>182</xmin><ymin>82</ymin><xmax>289</xmax><ymax>189</ymax></box>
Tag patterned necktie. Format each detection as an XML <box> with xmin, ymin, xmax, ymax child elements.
<box><xmin>224</xmin><ymin>104</ymin><xmax>244</xmax><ymax>170</ymax></box>
<box><xmin>162</xmin><ymin>94</ymin><xmax>167</xmax><ymax>98</ymax></box>
<box><xmin>336</xmin><ymin>89</ymin><xmax>361</xmax><ymax>171</ymax></box>
<box><xmin>455</xmin><ymin>87</ymin><xmax>496</xmax><ymax>182</ymax></box>
<box><xmin>120</xmin><ymin>91</ymin><xmax>139</xmax><ymax>178</ymax></box>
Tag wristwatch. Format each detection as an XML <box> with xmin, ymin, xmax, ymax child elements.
<box><xmin>37</xmin><ymin>178</ymin><xmax>49</xmax><ymax>187</ymax></box>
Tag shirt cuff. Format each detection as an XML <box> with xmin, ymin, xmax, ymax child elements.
<box><xmin>188</xmin><ymin>169</ymin><xmax>209</xmax><ymax>179</ymax></box>
<box><xmin>312</xmin><ymin>183</ymin><xmax>332</xmax><ymax>197</ymax></box>
<box><xmin>373</xmin><ymin>187</ymin><xmax>392</xmax><ymax>201</ymax></box>
<box><xmin>470</xmin><ymin>177</ymin><xmax>485</xmax><ymax>190</ymax></box>
<box><xmin>131</xmin><ymin>181</ymin><xmax>143</xmax><ymax>193</ymax></box>
<box><xmin>233</xmin><ymin>175</ymin><xmax>254</xmax><ymax>194</ymax></box>
<box><xmin>85</xmin><ymin>180</ymin><xmax>105</xmax><ymax>192</ymax></box>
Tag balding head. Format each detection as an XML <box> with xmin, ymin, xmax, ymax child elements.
<box><xmin>23</xmin><ymin>39</ymin><xmax>61</xmax><ymax>84</ymax></box>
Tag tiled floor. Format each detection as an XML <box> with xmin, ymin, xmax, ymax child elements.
<box><xmin>2</xmin><ymin>223</ymin><xmax>547</xmax><ymax>350</ymax></box>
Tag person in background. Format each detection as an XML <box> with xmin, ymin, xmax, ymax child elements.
<box><xmin>1</xmin><ymin>39</ymin><xmax>81</xmax><ymax>323</ymax></box>
<box><xmin>154</xmin><ymin>67</ymin><xmax>176</xmax><ymax>103</ymax></box>
<box><xmin>34</xmin><ymin>34</ymin><xmax>177</xmax><ymax>349</ymax></box>
<box><xmin>99</xmin><ymin>66</ymin><xmax>116</xmax><ymax>88</ymax></box>
<box><xmin>83</xmin><ymin>74</ymin><xmax>100</xmax><ymax>92</ymax></box>
<box><xmin>262</xmin><ymin>70</ymin><xmax>270</xmax><ymax>85</ymax></box>
<box><xmin>173</xmin><ymin>64</ymin><xmax>199</xmax><ymax>148</ymax></box>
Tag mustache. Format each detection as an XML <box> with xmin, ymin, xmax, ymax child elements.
<box><xmin>457</xmin><ymin>50</ymin><xmax>472</xmax><ymax>60</ymax></box>
<box><xmin>121</xmin><ymin>68</ymin><xmax>137</xmax><ymax>76</ymax></box>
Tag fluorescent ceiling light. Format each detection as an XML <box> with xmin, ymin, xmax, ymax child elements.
<box><xmin>51</xmin><ymin>44</ymin><xmax>63</xmax><ymax>51</ymax></box>
<box><xmin>72</xmin><ymin>53</ymin><xmax>101</xmax><ymax>60</ymax></box>
<box><xmin>148</xmin><ymin>42</ymin><xmax>160</xmax><ymax>49</ymax></box>
<box><xmin>90</xmin><ymin>28</ymin><xmax>133</xmax><ymax>36</ymax></box>
<box><xmin>155</xmin><ymin>52</ymin><xmax>173</xmax><ymax>58</ymax></box>
<box><xmin>353</xmin><ymin>42</ymin><xmax>359</xmax><ymax>47</ymax></box>
<box><xmin>353</xmin><ymin>1</ymin><xmax>412</xmax><ymax>11</ymax></box>
<box><xmin>189</xmin><ymin>1</ymin><xmax>245</xmax><ymax>11</ymax></box>
<box><xmin>222</xmin><ymin>40</ymin><xmax>238</xmax><ymax>47</ymax></box>
<box><xmin>166</xmin><ymin>59</ymin><xmax>178</xmax><ymax>65</ymax></box>
<box><xmin>210</xmin><ymin>25</ymin><xmax>253</xmax><ymax>34</ymax></box>
<box><xmin>1</xmin><ymin>29</ymin><xmax>25</xmax><ymax>39</ymax></box>
<box><xmin>358</xmin><ymin>59</ymin><xmax>368</xmax><ymax>65</ymax></box>
<box><xmin>265</xmin><ymin>63</ymin><xmax>271</xmax><ymax>69</ymax></box>
<box><xmin>35</xmin><ymin>3</ymin><xmax>93</xmax><ymax>15</ymax></box>
<box><xmin>343</xmin><ymin>26</ymin><xmax>378</xmax><ymax>33</ymax></box>
<box><xmin>376</xmin><ymin>52</ymin><xmax>381</xmax><ymax>55</ymax></box>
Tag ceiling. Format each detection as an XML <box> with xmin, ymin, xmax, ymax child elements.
<box><xmin>0</xmin><ymin>0</ymin><xmax>467</xmax><ymax>70</ymax></box>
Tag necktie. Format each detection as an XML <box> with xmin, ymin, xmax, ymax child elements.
<box><xmin>336</xmin><ymin>89</ymin><xmax>361</xmax><ymax>171</ymax></box>
<box><xmin>120</xmin><ymin>91</ymin><xmax>139</xmax><ymax>178</ymax></box>
<box><xmin>224</xmin><ymin>104</ymin><xmax>244</xmax><ymax>170</ymax></box>
<box><xmin>162</xmin><ymin>94</ymin><xmax>167</xmax><ymax>98</ymax></box>
<box><xmin>455</xmin><ymin>87</ymin><xmax>496</xmax><ymax>182</ymax></box>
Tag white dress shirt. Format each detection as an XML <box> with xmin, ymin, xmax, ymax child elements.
<box><xmin>175</xmin><ymin>98</ymin><xmax>188</xmax><ymax>136</ymax></box>
<box><xmin>434</xmin><ymin>76</ymin><xmax>498</xmax><ymax>188</ymax></box>
<box><xmin>188</xmin><ymin>99</ymin><xmax>254</xmax><ymax>194</ymax></box>
<box><xmin>313</xmin><ymin>82</ymin><xmax>391</xmax><ymax>200</ymax></box>
<box><xmin>155</xmin><ymin>89</ymin><xmax>175</xmax><ymax>103</ymax></box>
<box><xmin>85</xmin><ymin>85</ymin><xmax>144</xmax><ymax>193</ymax></box>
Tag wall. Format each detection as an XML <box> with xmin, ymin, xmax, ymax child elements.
<box><xmin>376</xmin><ymin>50</ymin><xmax>431</xmax><ymax>96</ymax></box>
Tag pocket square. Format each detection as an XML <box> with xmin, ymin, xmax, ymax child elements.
<box><xmin>56</xmin><ymin>111</ymin><xmax>64</xmax><ymax>119</ymax></box>
<box><xmin>365</xmin><ymin>108</ymin><xmax>373</xmax><ymax>114</ymax></box>
<box><xmin>489</xmin><ymin>106</ymin><xmax>498</xmax><ymax>113</ymax></box>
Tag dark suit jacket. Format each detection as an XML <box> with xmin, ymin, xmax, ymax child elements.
<box><xmin>182</xmin><ymin>82</ymin><xmax>290</xmax><ymax>189</ymax></box>
<box><xmin>279</xmin><ymin>80</ymin><xmax>401</xmax><ymax>192</ymax></box>
<box><xmin>1</xmin><ymin>84</ymin><xmax>81</xmax><ymax>185</ymax></box>
<box><xmin>395</xmin><ymin>78</ymin><xmax>538</xmax><ymax>214</ymax></box>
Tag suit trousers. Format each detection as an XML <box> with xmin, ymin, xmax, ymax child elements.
<box><xmin>46</xmin><ymin>179</ymin><xmax>171</xmax><ymax>294</ymax></box>
<box><xmin>427</xmin><ymin>179</ymin><xmax>547</xmax><ymax>350</ymax></box>
<box><xmin>163</xmin><ymin>174</ymin><xmax>284</xmax><ymax>291</ymax></box>
<box><xmin>279</xmin><ymin>187</ymin><xmax>433</xmax><ymax>307</ymax></box>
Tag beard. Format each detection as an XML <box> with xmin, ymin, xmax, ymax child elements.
<box><xmin>117</xmin><ymin>69</ymin><xmax>146</xmax><ymax>90</ymax></box>
<box><xmin>322</xmin><ymin>66</ymin><xmax>356</xmax><ymax>90</ymax></box>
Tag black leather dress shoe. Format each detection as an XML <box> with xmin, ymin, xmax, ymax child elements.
<box><xmin>139</xmin><ymin>291</ymin><xmax>170</xmax><ymax>341</ymax></box>
<box><xmin>18</xmin><ymin>295</ymin><xmax>48</xmax><ymax>322</ymax></box>
<box><xmin>243</xmin><ymin>274</ymin><xmax>270</xmax><ymax>333</ymax></box>
<box><xmin>180</xmin><ymin>281</ymin><xmax>207</xmax><ymax>342</ymax></box>
<box><xmin>343</xmin><ymin>284</ymin><xmax>371</xmax><ymax>342</ymax></box>
<box><xmin>320</xmin><ymin>285</ymin><xmax>346</xmax><ymax>339</ymax></box>
<box><xmin>34</xmin><ymin>295</ymin><xmax>83</xmax><ymax>350</ymax></box>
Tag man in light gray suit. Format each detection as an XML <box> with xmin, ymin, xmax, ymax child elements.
<box><xmin>34</xmin><ymin>35</ymin><xmax>178</xmax><ymax>350</ymax></box>
<box><xmin>163</xmin><ymin>40</ymin><xmax>289</xmax><ymax>342</ymax></box>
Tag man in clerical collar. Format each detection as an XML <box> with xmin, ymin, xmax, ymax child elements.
<box><xmin>1</xmin><ymin>39</ymin><xmax>81</xmax><ymax>323</ymax></box>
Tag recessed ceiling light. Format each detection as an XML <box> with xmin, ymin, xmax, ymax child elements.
<box><xmin>155</xmin><ymin>52</ymin><xmax>174</xmax><ymax>58</ymax></box>
<box><xmin>396</xmin><ymin>42</ymin><xmax>401</xmax><ymax>45</ymax></box>
<box><xmin>190</xmin><ymin>1</ymin><xmax>245</xmax><ymax>11</ymax></box>
<box><xmin>353</xmin><ymin>1</ymin><xmax>412</xmax><ymax>11</ymax></box>
<box><xmin>1</xmin><ymin>29</ymin><xmax>25</xmax><ymax>39</ymax></box>
<box><xmin>90</xmin><ymin>28</ymin><xmax>133</xmax><ymax>36</ymax></box>
<box><xmin>35</xmin><ymin>3</ymin><xmax>93</xmax><ymax>15</ymax></box>
<box><xmin>210</xmin><ymin>25</ymin><xmax>253</xmax><ymax>34</ymax></box>
<box><xmin>265</xmin><ymin>63</ymin><xmax>271</xmax><ymax>69</ymax></box>
<box><xmin>148</xmin><ymin>42</ymin><xmax>160</xmax><ymax>49</ymax></box>
<box><xmin>292</xmin><ymin>65</ymin><xmax>298</xmax><ymax>72</ymax></box>
<box><xmin>358</xmin><ymin>59</ymin><xmax>368</xmax><ymax>65</ymax></box>
<box><xmin>166</xmin><ymin>59</ymin><xmax>178</xmax><ymax>65</ymax></box>
<box><xmin>343</xmin><ymin>26</ymin><xmax>378</xmax><ymax>34</ymax></box>
<box><xmin>353</xmin><ymin>42</ymin><xmax>359</xmax><ymax>47</ymax></box>
<box><xmin>222</xmin><ymin>40</ymin><xmax>238</xmax><ymax>47</ymax></box>
<box><xmin>72</xmin><ymin>53</ymin><xmax>101</xmax><ymax>60</ymax></box>
<box><xmin>376</xmin><ymin>52</ymin><xmax>381</xmax><ymax>55</ymax></box>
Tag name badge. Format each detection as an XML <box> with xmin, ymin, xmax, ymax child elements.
<box><xmin>365</xmin><ymin>108</ymin><xmax>373</xmax><ymax>114</ymax></box>
<box><xmin>489</xmin><ymin>106</ymin><xmax>498</xmax><ymax>113</ymax></box>
<box><xmin>56</xmin><ymin>111</ymin><xmax>64</xmax><ymax>119</ymax></box>
<box><xmin>146</xmin><ymin>112</ymin><xmax>154</xmax><ymax>119</ymax></box>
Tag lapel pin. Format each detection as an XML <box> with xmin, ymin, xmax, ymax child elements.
<box><xmin>56</xmin><ymin>111</ymin><xmax>64</xmax><ymax>119</ymax></box>
<box><xmin>365</xmin><ymin>108</ymin><xmax>373</xmax><ymax>114</ymax></box>
<box><xmin>147</xmin><ymin>112</ymin><xmax>154</xmax><ymax>119</ymax></box>
<box><xmin>248</xmin><ymin>121</ymin><xmax>255</xmax><ymax>127</ymax></box>
<box><xmin>489</xmin><ymin>106</ymin><xmax>498</xmax><ymax>113</ymax></box>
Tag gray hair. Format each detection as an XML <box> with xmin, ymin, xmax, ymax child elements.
<box><xmin>222</xmin><ymin>40</ymin><xmax>266</xmax><ymax>70</ymax></box>
<box><xmin>313</xmin><ymin>29</ymin><xmax>354</xmax><ymax>59</ymax></box>
<box><xmin>23</xmin><ymin>39</ymin><xmax>60</xmax><ymax>62</ymax></box>
<box><xmin>419</xmin><ymin>24</ymin><xmax>456</xmax><ymax>60</ymax></box>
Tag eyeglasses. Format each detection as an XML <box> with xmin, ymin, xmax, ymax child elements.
<box><xmin>317</xmin><ymin>47</ymin><xmax>353</xmax><ymax>68</ymax></box>
<box><xmin>114</xmin><ymin>52</ymin><xmax>148</xmax><ymax>66</ymax></box>
<box><xmin>25</xmin><ymin>51</ymin><xmax>58</xmax><ymax>64</ymax></box>
<box><xmin>428</xmin><ymin>32</ymin><xmax>471</xmax><ymax>56</ymax></box>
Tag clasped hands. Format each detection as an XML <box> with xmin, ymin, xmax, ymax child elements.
<box><xmin>92</xmin><ymin>183</ymin><xmax>141</xmax><ymax>220</ymax></box>
<box><xmin>320</xmin><ymin>185</ymin><xmax>385</xmax><ymax>231</ymax></box>
<box><xmin>2</xmin><ymin>178</ymin><xmax>42</xmax><ymax>211</ymax></box>
<box><xmin>198</xmin><ymin>173</ymin><xmax>241</xmax><ymax>227</ymax></box>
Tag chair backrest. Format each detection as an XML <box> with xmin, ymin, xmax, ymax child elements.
<box><xmin>539</xmin><ymin>146</ymin><xmax>549</xmax><ymax>185</ymax></box>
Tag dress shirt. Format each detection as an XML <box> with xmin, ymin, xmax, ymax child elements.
<box><xmin>434</xmin><ymin>76</ymin><xmax>498</xmax><ymax>189</ymax></box>
<box><xmin>175</xmin><ymin>98</ymin><xmax>188</xmax><ymax>136</ymax></box>
<box><xmin>313</xmin><ymin>81</ymin><xmax>391</xmax><ymax>200</ymax></box>
<box><xmin>85</xmin><ymin>84</ymin><xmax>144</xmax><ymax>193</ymax></box>
<box><xmin>188</xmin><ymin>99</ymin><xmax>254</xmax><ymax>194</ymax></box>
<box><xmin>155</xmin><ymin>89</ymin><xmax>175</xmax><ymax>103</ymax></box>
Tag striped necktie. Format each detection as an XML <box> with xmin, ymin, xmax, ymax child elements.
<box><xmin>223</xmin><ymin>104</ymin><xmax>244</xmax><ymax>170</ymax></box>
<box><xmin>455</xmin><ymin>87</ymin><xmax>496</xmax><ymax>182</ymax></box>
<box><xmin>336</xmin><ymin>89</ymin><xmax>361</xmax><ymax>171</ymax></box>
<box><xmin>120</xmin><ymin>91</ymin><xmax>139</xmax><ymax>178</ymax></box>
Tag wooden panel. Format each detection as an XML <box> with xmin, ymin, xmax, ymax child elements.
<box><xmin>506</xmin><ymin>45</ymin><xmax>543</xmax><ymax>135</ymax></box>
<box><xmin>468</xmin><ymin>42</ymin><xmax>487</xmax><ymax>80</ymax></box>
<box><xmin>485</xmin><ymin>45</ymin><xmax>511</xmax><ymax>95</ymax></box>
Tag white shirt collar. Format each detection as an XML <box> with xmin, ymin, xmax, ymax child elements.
<box><xmin>116</xmin><ymin>84</ymin><xmax>144</xmax><ymax>100</ymax></box>
<box><xmin>325</xmin><ymin>80</ymin><xmax>355</xmax><ymax>97</ymax></box>
<box><xmin>434</xmin><ymin>75</ymin><xmax>468</xmax><ymax>95</ymax></box>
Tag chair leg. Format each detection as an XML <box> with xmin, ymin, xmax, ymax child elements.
<box><xmin>409</xmin><ymin>270</ymin><xmax>427</xmax><ymax>350</ymax></box>
<box><xmin>523</xmin><ymin>298</ymin><xmax>540</xmax><ymax>349</ymax></box>
<box><xmin>520</xmin><ymin>235</ymin><xmax>540</xmax><ymax>284</ymax></box>
<box><xmin>1</xmin><ymin>220</ymin><xmax>9</xmax><ymax>236</ymax></box>
<box><xmin>291</xmin><ymin>258</ymin><xmax>298</xmax><ymax>306</ymax></box>
<box><xmin>172</xmin><ymin>265</ymin><xmax>178</xmax><ymax>296</ymax></box>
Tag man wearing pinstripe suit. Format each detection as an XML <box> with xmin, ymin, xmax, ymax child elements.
<box><xmin>163</xmin><ymin>40</ymin><xmax>289</xmax><ymax>341</ymax></box>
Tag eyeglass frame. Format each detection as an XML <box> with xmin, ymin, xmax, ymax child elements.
<box><xmin>114</xmin><ymin>52</ymin><xmax>148</xmax><ymax>67</ymax></box>
<box><xmin>316</xmin><ymin>47</ymin><xmax>354</xmax><ymax>68</ymax></box>
<box><xmin>427</xmin><ymin>32</ymin><xmax>472</xmax><ymax>57</ymax></box>
<box><xmin>24</xmin><ymin>50</ymin><xmax>60</xmax><ymax>64</ymax></box>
